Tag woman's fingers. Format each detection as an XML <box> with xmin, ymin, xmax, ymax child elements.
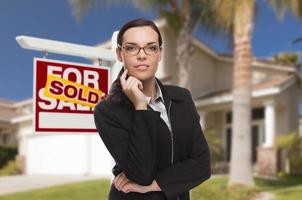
<box><xmin>137</xmin><ymin>79</ymin><xmax>143</xmax><ymax>91</ymax></box>
<box><xmin>120</xmin><ymin>68</ymin><xmax>128</xmax><ymax>89</ymax></box>
<box><xmin>121</xmin><ymin>182</ymin><xmax>134</xmax><ymax>193</ymax></box>
<box><xmin>113</xmin><ymin>173</ymin><xmax>123</xmax><ymax>190</ymax></box>
<box><xmin>124</xmin><ymin>77</ymin><xmax>135</xmax><ymax>91</ymax></box>
<box><xmin>114</xmin><ymin>173</ymin><xmax>130</xmax><ymax>191</ymax></box>
<box><xmin>119</xmin><ymin>71</ymin><xmax>146</xmax><ymax>108</ymax></box>
<box><xmin>117</xmin><ymin>175</ymin><xmax>128</xmax><ymax>188</ymax></box>
<box><xmin>120</xmin><ymin>182</ymin><xmax>148</xmax><ymax>193</ymax></box>
<box><xmin>124</xmin><ymin>76</ymin><xmax>143</xmax><ymax>91</ymax></box>
<box><xmin>119</xmin><ymin>178</ymin><xmax>130</xmax><ymax>190</ymax></box>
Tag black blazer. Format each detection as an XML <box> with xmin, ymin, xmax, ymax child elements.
<box><xmin>94</xmin><ymin>78</ymin><xmax>211</xmax><ymax>200</ymax></box>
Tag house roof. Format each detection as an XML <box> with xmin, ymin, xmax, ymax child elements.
<box><xmin>195</xmin><ymin>75</ymin><xmax>297</xmax><ymax>107</ymax></box>
<box><xmin>0</xmin><ymin>114</ymin><xmax>32</xmax><ymax>124</ymax></box>
<box><xmin>0</xmin><ymin>98</ymin><xmax>16</xmax><ymax>105</ymax></box>
<box><xmin>192</xmin><ymin>38</ymin><xmax>298</xmax><ymax>73</ymax></box>
<box><xmin>0</xmin><ymin>98</ymin><xmax>32</xmax><ymax>108</ymax></box>
<box><xmin>0</xmin><ymin>98</ymin><xmax>32</xmax><ymax>124</ymax></box>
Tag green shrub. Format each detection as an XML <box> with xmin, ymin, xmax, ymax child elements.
<box><xmin>0</xmin><ymin>145</ymin><xmax>18</xmax><ymax>168</ymax></box>
<box><xmin>204</xmin><ymin>129</ymin><xmax>229</xmax><ymax>174</ymax></box>
<box><xmin>275</xmin><ymin>132</ymin><xmax>302</xmax><ymax>175</ymax></box>
<box><xmin>0</xmin><ymin>160</ymin><xmax>22</xmax><ymax>176</ymax></box>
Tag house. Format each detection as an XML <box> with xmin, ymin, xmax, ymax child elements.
<box><xmin>2</xmin><ymin>19</ymin><xmax>302</xmax><ymax>176</ymax></box>
<box><xmin>0</xmin><ymin>98</ymin><xmax>32</xmax><ymax>149</ymax></box>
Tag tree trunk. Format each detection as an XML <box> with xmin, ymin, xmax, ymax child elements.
<box><xmin>229</xmin><ymin>0</ymin><xmax>255</xmax><ymax>186</ymax></box>
<box><xmin>176</xmin><ymin>24</ymin><xmax>194</xmax><ymax>91</ymax></box>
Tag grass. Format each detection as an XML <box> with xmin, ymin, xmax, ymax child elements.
<box><xmin>274</xmin><ymin>185</ymin><xmax>302</xmax><ymax>200</ymax></box>
<box><xmin>255</xmin><ymin>175</ymin><xmax>302</xmax><ymax>200</ymax></box>
<box><xmin>191</xmin><ymin>176</ymin><xmax>260</xmax><ymax>200</ymax></box>
<box><xmin>0</xmin><ymin>175</ymin><xmax>302</xmax><ymax>200</ymax></box>
<box><xmin>191</xmin><ymin>175</ymin><xmax>302</xmax><ymax>200</ymax></box>
<box><xmin>0</xmin><ymin>179</ymin><xmax>111</xmax><ymax>200</ymax></box>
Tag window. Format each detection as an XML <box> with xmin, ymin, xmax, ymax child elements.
<box><xmin>225</xmin><ymin>107</ymin><xmax>264</xmax><ymax>124</ymax></box>
<box><xmin>3</xmin><ymin>134</ymin><xmax>8</xmax><ymax>144</ymax></box>
<box><xmin>252</xmin><ymin>107</ymin><xmax>264</xmax><ymax>120</ymax></box>
<box><xmin>226</xmin><ymin>112</ymin><xmax>232</xmax><ymax>123</ymax></box>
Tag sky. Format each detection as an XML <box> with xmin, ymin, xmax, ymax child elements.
<box><xmin>0</xmin><ymin>0</ymin><xmax>302</xmax><ymax>104</ymax></box>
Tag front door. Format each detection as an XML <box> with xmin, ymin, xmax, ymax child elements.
<box><xmin>251</xmin><ymin>125</ymin><xmax>259</xmax><ymax>163</ymax></box>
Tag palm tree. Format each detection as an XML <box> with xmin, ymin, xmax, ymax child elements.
<box><xmin>209</xmin><ymin>0</ymin><xmax>255</xmax><ymax>186</ymax></box>
<box><xmin>222</xmin><ymin>0</ymin><xmax>302</xmax><ymax>186</ymax></box>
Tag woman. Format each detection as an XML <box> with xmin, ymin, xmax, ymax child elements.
<box><xmin>94</xmin><ymin>18</ymin><xmax>211</xmax><ymax>200</ymax></box>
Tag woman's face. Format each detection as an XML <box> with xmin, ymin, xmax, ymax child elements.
<box><xmin>116</xmin><ymin>26</ymin><xmax>162</xmax><ymax>82</ymax></box>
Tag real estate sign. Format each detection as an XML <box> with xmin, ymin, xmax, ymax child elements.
<box><xmin>34</xmin><ymin>58</ymin><xmax>109</xmax><ymax>132</ymax></box>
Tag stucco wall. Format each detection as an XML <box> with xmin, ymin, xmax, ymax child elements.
<box><xmin>190</xmin><ymin>48</ymin><xmax>217</xmax><ymax>99</ymax></box>
<box><xmin>277</xmin><ymin>81</ymin><xmax>301</xmax><ymax>135</ymax></box>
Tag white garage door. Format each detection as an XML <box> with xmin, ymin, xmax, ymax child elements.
<box><xmin>26</xmin><ymin>133</ymin><xmax>113</xmax><ymax>176</ymax></box>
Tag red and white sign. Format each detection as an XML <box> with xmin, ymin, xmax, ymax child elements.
<box><xmin>34</xmin><ymin>58</ymin><xmax>110</xmax><ymax>132</ymax></box>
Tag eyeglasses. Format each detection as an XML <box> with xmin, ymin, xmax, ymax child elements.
<box><xmin>118</xmin><ymin>44</ymin><xmax>161</xmax><ymax>55</ymax></box>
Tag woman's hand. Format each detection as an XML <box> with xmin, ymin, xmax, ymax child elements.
<box><xmin>120</xmin><ymin>181</ymin><xmax>149</xmax><ymax>193</ymax></box>
<box><xmin>113</xmin><ymin>172</ymin><xmax>131</xmax><ymax>191</ymax></box>
<box><xmin>120</xmin><ymin>180</ymin><xmax>161</xmax><ymax>193</ymax></box>
<box><xmin>120</xmin><ymin>69</ymin><xmax>147</xmax><ymax>110</ymax></box>
<box><xmin>113</xmin><ymin>173</ymin><xmax>161</xmax><ymax>193</ymax></box>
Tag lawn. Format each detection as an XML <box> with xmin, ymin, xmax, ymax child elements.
<box><xmin>0</xmin><ymin>179</ymin><xmax>111</xmax><ymax>200</ymax></box>
<box><xmin>0</xmin><ymin>175</ymin><xmax>302</xmax><ymax>200</ymax></box>
<box><xmin>255</xmin><ymin>175</ymin><xmax>302</xmax><ymax>200</ymax></box>
<box><xmin>190</xmin><ymin>175</ymin><xmax>302</xmax><ymax>200</ymax></box>
<box><xmin>191</xmin><ymin>176</ymin><xmax>260</xmax><ymax>200</ymax></box>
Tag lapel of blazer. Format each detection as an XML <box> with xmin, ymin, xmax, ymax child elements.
<box><xmin>155</xmin><ymin>77</ymin><xmax>186</xmax><ymax>111</ymax></box>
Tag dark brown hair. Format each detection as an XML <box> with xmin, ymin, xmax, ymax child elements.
<box><xmin>117</xmin><ymin>18</ymin><xmax>163</xmax><ymax>47</ymax></box>
<box><xmin>105</xmin><ymin>18</ymin><xmax>163</xmax><ymax>106</ymax></box>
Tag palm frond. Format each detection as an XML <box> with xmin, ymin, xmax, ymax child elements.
<box><xmin>292</xmin><ymin>37</ymin><xmax>302</xmax><ymax>45</ymax></box>
<box><xmin>159</xmin><ymin>10</ymin><xmax>181</xmax><ymax>30</ymax></box>
<box><xmin>268</xmin><ymin>0</ymin><xmax>302</xmax><ymax>21</ymax></box>
<box><xmin>69</xmin><ymin>0</ymin><xmax>97</xmax><ymax>21</ymax></box>
<box><xmin>68</xmin><ymin>0</ymin><xmax>127</xmax><ymax>21</ymax></box>
<box><xmin>131</xmin><ymin>0</ymin><xmax>156</xmax><ymax>11</ymax></box>
<box><xmin>290</xmin><ymin>0</ymin><xmax>302</xmax><ymax>20</ymax></box>
<box><xmin>268</xmin><ymin>0</ymin><xmax>287</xmax><ymax>20</ymax></box>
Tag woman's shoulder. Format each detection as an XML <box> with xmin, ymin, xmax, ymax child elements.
<box><xmin>94</xmin><ymin>98</ymin><xmax>134</xmax><ymax>130</ymax></box>
<box><xmin>164</xmin><ymin>84</ymin><xmax>190</xmax><ymax>93</ymax></box>
<box><xmin>94</xmin><ymin>98</ymin><xmax>121</xmax><ymax>116</ymax></box>
<box><xmin>162</xmin><ymin>84</ymin><xmax>192</xmax><ymax>99</ymax></box>
<box><xmin>94</xmin><ymin>97</ymin><xmax>131</xmax><ymax>119</ymax></box>
<box><xmin>94</xmin><ymin>99</ymin><xmax>109</xmax><ymax>116</ymax></box>
<box><xmin>94</xmin><ymin>99</ymin><xmax>121</xmax><ymax>126</ymax></box>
